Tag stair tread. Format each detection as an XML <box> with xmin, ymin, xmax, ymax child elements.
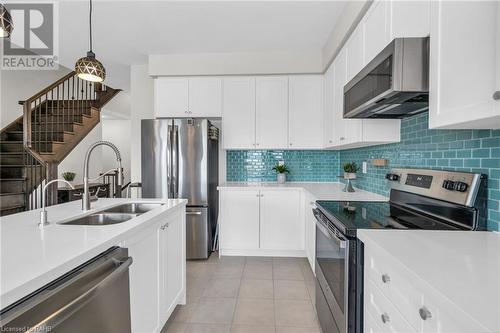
<box><xmin>0</xmin><ymin>192</ymin><xmax>25</xmax><ymax>196</ymax></box>
<box><xmin>0</xmin><ymin>205</ymin><xmax>25</xmax><ymax>212</ymax></box>
<box><xmin>0</xmin><ymin>178</ymin><xmax>26</xmax><ymax>181</ymax></box>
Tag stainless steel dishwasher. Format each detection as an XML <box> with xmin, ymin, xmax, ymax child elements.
<box><xmin>0</xmin><ymin>247</ymin><xmax>133</xmax><ymax>333</ymax></box>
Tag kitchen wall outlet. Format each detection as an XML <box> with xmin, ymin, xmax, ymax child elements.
<box><xmin>362</xmin><ymin>161</ymin><xmax>367</xmax><ymax>174</ymax></box>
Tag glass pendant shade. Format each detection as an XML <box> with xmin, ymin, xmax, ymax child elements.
<box><xmin>75</xmin><ymin>51</ymin><xmax>106</xmax><ymax>82</ymax></box>
<box><xmin>0</xmin><ymin>4</ymin><xmax>13</xmax><ymax>38</ymax></box>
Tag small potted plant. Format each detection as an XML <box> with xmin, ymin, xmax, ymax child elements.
<box><xmin>343</xmin><ymin>162</ymin><xmax>359</xmax><ymax>180</ymax></box>
<box><xmin>272</xmin><ymin>162</ymin><xmax>290</xmax><ymax>184</ymax></box>
<box><xmin>62</xmin><ymin>171</ymin><xmax>76</xmax><ymax>185</ymax></box>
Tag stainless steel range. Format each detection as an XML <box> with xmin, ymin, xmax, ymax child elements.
<box><xmin>313</xmin><ymin>168</ymin><xmax>488</xmax><ymax>333</ymax></box>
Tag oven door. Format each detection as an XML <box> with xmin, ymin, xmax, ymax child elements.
<box><xmin>314</xmin><ymin>208</ymin><xmax>349</xmax><ymax>333</ymax></box>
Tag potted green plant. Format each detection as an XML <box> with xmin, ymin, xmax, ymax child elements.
<box><xmin>343</xmin><ymin>162</ymin><xmax>359</xmax><ymax>180</ymax></box>
<box><xmin>272</xmin><ymin>162</ymin><xmax>290</xmax><ymax>184</ymax></box>
<box><xmin>62</xmin><ymin>171</ymin><xmax>76</xmax><ymax>185</ymax></box>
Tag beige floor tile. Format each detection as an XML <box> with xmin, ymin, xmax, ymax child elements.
<box><xmin>213</xmin><ymin>263</ymin><xmax>244</xmax><ymax>279</ymax></box>
<box><xmin>275</xmin><ymin>327</ymin><xmax>321</xmax><ymax>333</ymax></box>
<box><xmin>231</xmin><ymin>325</ymin><xmax>276</xmax><ymax>333</ymax></box>
<box><xmin>187</xmin><ymin>262</ymin><xmax>216</xmax><ymax>279</ymax></box>
<box><xmin>203</xmin><ymin>278</ymin><xmax>241</xmax><ymax>298</ymax></box>
<box><xmin>189</xmin><ymin>297</ymin><xmax>237</xmax><ymax>324</ymax></box>
<box><xmin>185</xmin><ymin>324</ymin><xmax>231</xmax><ymax>333</ymax></box>
<box><xmin>275</xmin><ymin>300</ymin><xmax>318</xmax><ymax>328</ymax></box>
<box><xmin>209</xmin><ymin>255</ymin><xmax>246</xmax><ymax>265</ymax></box>
<box><xmin>187</xmin><ymin>277</ymin><xmax>210</xmax><ymax>297</ymax></box>
<box><xmin>272</xmin><ymin>264</ymin><xmax>304</xmax><ymax>281</ymax></box>
<box><xmin>300</xmin><ymin>263</ymin><xmax>315</xmax><ymax>282</ymax></box>
<box><xmin>173</xmin><ymin>296</ymin><xmax>201</xmax><ymax>323</ymax></box>
<box><xmin>163</xmin><ymin>322</ymin><xmax>188</xmax><ymax>333</ymax></box>
<box><xmin>233</xmin><ymin>299</ymin><xmax>275</xmax><ymax>326</ymax></box>
<box><xmin>243</xmin><ymin>263</ymin><xmax>273</xmax><ymax>280</ymax></box>
<box><xmin>238</xmin><ymin>279</ymin><xmax>274</xmax><ymax>299</ymax></box>
<box><xmin>246</xmin><ymin>256</ymin><xmax>273</xmax><ymax>264</ymax></box>
<box><xmin>272</xmin><ymin>257</ymin><xmax>304</xmax><ymax>266</ymax></box>
<box><xmin>274</xmin><ymin>280</ymin><xmax>310</xmax><ymax>300</ymax></box>
<box><xmin>305</xmin><ymin>280</ymin><xmax>316</xmax><ymax>304</ymax></box>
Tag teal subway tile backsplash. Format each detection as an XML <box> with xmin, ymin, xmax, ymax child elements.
<box><xmin>226</xmin><ymin>150</ymin><xmax>339</xmax><ymax>182</ymax></box>
<box><xmin>339</xmin><ymin>113</ymin><xmax>500</xmax><ymax>231</ymax></box>
<box><xmin>226</xmin><ymin>113</ymin><xmax>499</xmax><ymax>231</ymax></box>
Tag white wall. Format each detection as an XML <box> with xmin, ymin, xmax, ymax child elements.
<box><xmin>0</xmin><ymin>67</ymin><xmax>71</xmax><ymax>128</ymax></box>
<box><xmin>130</xmin><ymin>64</ymin><xmax>154</xmax><ymax>182</ymax></box>
<box><xmin>101</xmin><ymin>119</ymin><xmax>132</xmax><ymax>185</ymax></box>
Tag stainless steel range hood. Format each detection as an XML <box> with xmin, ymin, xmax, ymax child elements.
<box><xmin>343</xmin><ymin>37</ymin><xmax>429</xmax><ymax>119</ymax></box>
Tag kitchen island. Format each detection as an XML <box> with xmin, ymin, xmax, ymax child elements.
<box><xmin>0</xmin><ymin>198</ymin><xmax>187</xmax><ymax>333</ymax></box>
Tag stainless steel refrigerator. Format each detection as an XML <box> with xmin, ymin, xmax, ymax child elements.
<box><xmin>141</xmin><ymin>119</ymin><xmax>219</xmax><ymax>259</ymax></box>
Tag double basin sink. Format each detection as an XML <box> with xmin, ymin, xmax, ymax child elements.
<box><xmin>61</xmin><ymin>203</ymin><xmax>164</xmax><ymax>226</ymax></box>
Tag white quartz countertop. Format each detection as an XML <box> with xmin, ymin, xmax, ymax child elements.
<box><xmin>357</xmin><ymin>229</ymin><xmax>500</xmax><ymax>331</ymax></box>
<box><xmin>0</xmin><ymin>198</ymin><xmax>187</xmax><ymax>308</ymax></box>
<box><xmin>218</xmin><ymin>182</ymin><xmax>389</xmax><ymax>202</ymax></box>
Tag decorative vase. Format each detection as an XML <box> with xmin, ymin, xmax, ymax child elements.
<box><xmin>344</xmin><ymin>172</ymin><xmax>357</xmax><ymax>180</ymax></box>
<box><xmin>277</xmin><ymin>173</ymin><xmax>286</xmax><ymax>184</ymax></box>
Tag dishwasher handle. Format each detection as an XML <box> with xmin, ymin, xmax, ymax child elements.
<box><xmin>28</xmin><ymin>256</ymin><xmax>133</xmax><ymax>333</ymax></box>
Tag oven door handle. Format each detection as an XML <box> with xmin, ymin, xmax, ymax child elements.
<box><xmin>313</xmin><ymin>208</ymin><xmax>347</xmax><ymax>247</ymax></box>
<box><xmin>26</xmin><ymin>256</ymin><xmax>133</xmax><ymax>333</ymax></box>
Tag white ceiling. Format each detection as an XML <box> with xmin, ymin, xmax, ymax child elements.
<box><xmin>55</xmin><ymin>1</ymin><xmax>347</xmax><ymax>90</ymax></box>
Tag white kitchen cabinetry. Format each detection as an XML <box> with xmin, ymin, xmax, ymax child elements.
<box><xmin>363</xmin><ymin>0</ymin><xmax>390</xmax><ymax>64</ymax></box>
<box><xmin>219</xmin><ymin>188</ymin><xmax>304</xmax><ymax>256</ymax></box>
<box><xmin>323</xmin><ymin>63</ymin><xmax>335</xmax><ymax>147</ymax></box>
<box><xmin>219</xmin><ymin>190</ymin><xmax>260</xmax><ymax>251</ymax></box>
<box><xmin>222</xmin><ymin>77</ymin><xmax>256</xmax><ymax>149</ymax></box>
<box><xmin>345</xmin><ymin>25</ymin><xmax>364</xmax><ymax>82</ymax></box>
<box><xmin>364</xmin><ymin>242</ymin><xmax>487</xmax><ymax>333</ymax></box>
<box><xmin>155</xmin><ymin>77</ymin><xmax>222</xmax><ymax>118</ymax></box>
<box><xmin>288</xmin><ymin>75</ymin><xmax>324</xmax><ymax>149</ymax></box>
<box><xmin>390</xmin><ymin>0</ymin><xmax>430</xmax><ymax>39</ymax></box>
<box><xmin>124</xmin><ymin>209</ymin><xmax>186</xmax><ymax>333</ymax></box>
<box><xmin>260</xmin><ymin>189</ymin><xmax>303</xmax><ymax>250</ymax></box>
<box><xmin>429</xmin><ymin>1</ymin><xmax>500</xmax><ymax>129</ymax></box>
<box><xmin>256</xmin><ymin>76</ymin><xmax>289</xmax><ymax>149</ymax></box>
<box><xmin>304</xmin><ymin>193</ymin><xmax>316</xmax><ymax>274</ymax></box>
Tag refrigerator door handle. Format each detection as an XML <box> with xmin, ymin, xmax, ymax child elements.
<box><xmin>171</xmin><ymin>124</ymin><xmax>179</xmax><ymax>199</ymax></box>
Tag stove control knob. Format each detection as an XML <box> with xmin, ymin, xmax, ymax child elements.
<box><xmin>442</xmin><ymin>180</ymin><xmax>456</xmax><ymax>190</ymax></box>
<box><xmin>386</xmin><ymin>173</ymin><xmax>399</xmax><ymax>181</ymax></box>
<box><xmin>455</xmin><ymin>181</ymin><xmax>468</xmax><ymax>192</ymax></box>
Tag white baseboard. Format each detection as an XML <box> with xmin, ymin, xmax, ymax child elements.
<box><xmin>220</xmin><ymin>248</ymin><xmax>307</xmax><ymax>257</ymax></box>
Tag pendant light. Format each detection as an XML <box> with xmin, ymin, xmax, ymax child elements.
<box><xmin>0</xmin><ymin>3</ymin><xmax>13</xmax><ymax>38</ymax></box>
<box><xmin>75</xmin><ymin>0</ymin><xmax>105</xmax><ymax>82</ymax></box>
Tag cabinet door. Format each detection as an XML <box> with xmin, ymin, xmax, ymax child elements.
<box><xmin>220</xmin><ymin>190</ymin><xmax>260</xmax><ymax>250</ymax></box>
<box><xmin>345</xmin><ymin>25</ymin><xmax>364</xmax><ymax>82</ymax></box>
<box><xmin>333</xmin><ymin>49</ymin><xmax>362</xmax><ymax>146</ymax></box>
<box><xmin>305</xmin><ymin>195</ymin><xmax>316</xmax><ymax>274</ymax></box>
<box><xmin>123</xmin><ymin>226</ymin><xmax>160</xmax><ymax>333</ymax></box>
<box><xmin>189</xmin><ymin>77</ymin><xmax>222</xmax><ymax>117</ymax></box>
<box><xmin>260</xmin><ymin>189</ymin><xmax>303</xmax><ymax>251</ymax></box>
<box><xmin>288</xmin><ymin>75</ymin><xmax>324</xmax><ymax>149</ymax></box>
<box><xmin>363</xmin><ymin>0</ymin><xmax>390</xmax><ymax>64</ymax></box>
<box><xmin>323</xmin><ymin>63</ymin><xmax>335</xmax><ymax>147</ymax></box>
<box><xmin>390</xmin><ymin>0</ymin><xmax>430</xmax><ymax>38</ymax></box>
<box><xmin>222</xmin><ymin>77</ymin><xmax>256</xmax><ymax>149</ymax></box>
<box><xmin>256</xmin><ymin>76</ymin><xmax>289</xmax><ymax>149</ymax></box>
<box><xmin>159</xmin><ymin>211</ymin><xmax>185</xmax><ymax>324</ymax></box>
<box><xmin>155</xmin><ymin>77</ymin><xmax>189</xmax><ymax>118</ymax></box>
<box><xmin>429</xmin><ymin>1</ymin><xmax>500</xmax><ymax>129</ymax></box>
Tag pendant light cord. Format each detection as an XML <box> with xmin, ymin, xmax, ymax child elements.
<box><xmin>89</xmin><ymin>0</ymin><xmax>93</xmax><ymax>52</ymax></box>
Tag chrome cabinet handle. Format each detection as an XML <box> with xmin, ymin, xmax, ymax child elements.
<box><xmin>419</xmin><ymin>307</ymin><xmax>432</xmax><ymax>320</ymax></box>
<box><xmin>328</xmin><ymin>140</ymin><xmax>333</xmax><ymax>143</ymax></box>
<box><xmin>493</xmin><ymin>91</ymin><xmax>500</xmax><ymax>100</ymax></box>
<box><xmin>289</xmin><ymin>143</ymin><xmax>293</xmax><ymax>146</ymax></box>
<box><xmin>381</xmin><ymin>313</ymin><xmax>390</xmax><ymax>323</ymax></box>
<box><xmin>161</xmin><ymin>223</ymin><xmax>169</xmax><ymax>230</ymax></box>
<box><xmin>340</xmin><ymin>137</ymin><xmax>345</xmax><ymax>141</ymax></box>
<box><xmin>381</xmin><ymin>274</ymin><xmax>391</xmax><ymax>283</ymax></box>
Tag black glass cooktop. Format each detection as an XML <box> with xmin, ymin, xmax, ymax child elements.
<box><xmin>315</xmin><ymin>200</ymin><xmax>460</xmax><ymax>237</ymax></box>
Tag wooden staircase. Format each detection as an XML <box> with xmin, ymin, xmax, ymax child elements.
<box><xmin>0</xmin><ymin>71</ymin><xmax>120</xmax><ymax>216</ymax></box>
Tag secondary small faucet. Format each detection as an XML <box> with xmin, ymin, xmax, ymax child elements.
<box><xmin>39</xmin><ymin>179</ymin><xmax>75</xmax><ymax>228</ymax></box>
<box><xmin>83</xmin><ymin>141</ymin><xmax>123</xmax><ymax>211</ymax></box>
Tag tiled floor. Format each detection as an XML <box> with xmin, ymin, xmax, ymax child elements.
<box><xmin>162</xmin><ymin>254</ymin><xmax>321</xmax><ymax>333</ymax></box>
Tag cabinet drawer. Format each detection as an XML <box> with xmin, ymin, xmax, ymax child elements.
<box><xmin>365</xmin><ymin>244</ymin><xmax>422</xmax><ymax>329</ymax></box>
<box><xmin>365</xmin><ymin>279</ymin><xmax>417</xmax><ymax>333</ymax></box>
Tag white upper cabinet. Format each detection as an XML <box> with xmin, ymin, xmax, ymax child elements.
<box><xmin>222</xmin><ymin>77</ymin><xmax>256</xmax><ymax>149</ymax></box>
<box><xmin>155</xmin><ymin>77</ymin><xmax>189</xmax><ymax>118</ymax></box>
<box><xmin>323</xmin><ymin>63</ymin><xmax>335</xmax><ymax>147</ymax></box>
<box><xmin>429</xmin><ymin>1</ymin><xmax>500</xmax><ymax>129</ymax></box>
<box><xmin>363</xmin><ymin>0</ymin><xmax>390</xmax><ymax>64</ymax></box>
<box><xmin>288</xmin><ymin>75</ymin><xmax>324</xmax><ymax>149</ymax></box>
<box><xmin>189</xmin><ymin>77</ymin><xmax>222</xmax><ymax>117</ymax></box>
<box><xmin>390</xmin><ymin>0</ymin><xmax>430</xmax><ymax>38</ymax></box>
<box><xmin>155</xmin><ymin>77</ymin><xmax>222</xmax><ymax>118</ymax></box>
<box><xmin>256</xmin><ymin>76</ymin><xmax>289</xmax><ymax>149</ymax></box>
<box><xmin>345</xmin><ymin>25</ymin><xmax>364</xmax><ymax>82</ymax></box>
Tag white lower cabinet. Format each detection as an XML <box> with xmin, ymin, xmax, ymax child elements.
<box><xmin>364</xmin><ymin>243</ymin><xmax>487</xmax><ymax>333</ymax></box>
<box><xmin>304</xmin><ymin>193</ymin><xmax>316</xmax><ymax>274</ymax></box>
<box><xmin>219</xmin><ymin>189</ymin><xmax>304</xmax><ymax>255</ymax></box>
<box><xmin>124</xmin><ymin>209</ymin><xmax>186</xmax><ymax>333</ymax></box>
